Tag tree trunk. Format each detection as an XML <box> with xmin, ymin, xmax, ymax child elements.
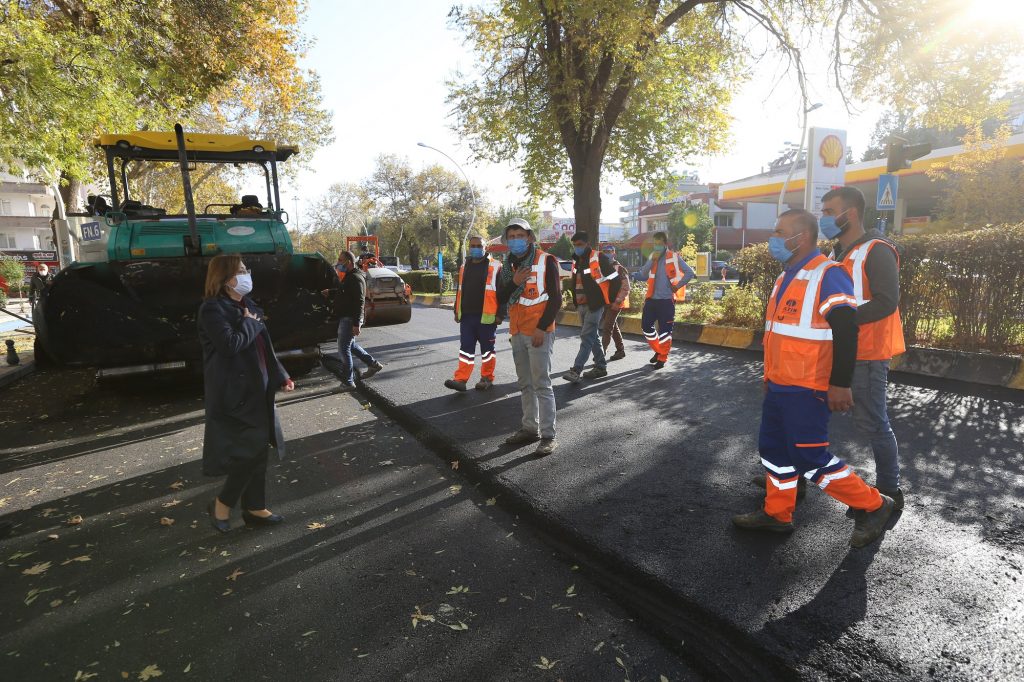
<box><xmin>58</xmin><ymin>173</ymin><xmax>83</xmax><ymax>213</ymax></box>
<box><xmin>409</xmin><ymin>242</ymin><xmax>421</xmax><ymax>270</ymax></box>
<box><xmin>571</xmin><ymin>159</ymin><xmax>603</xmax><ymax>236</ymax></box>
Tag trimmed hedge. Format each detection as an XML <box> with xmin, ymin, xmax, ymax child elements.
<box><xmin>729</xmin><ymin>225</ymin><xmax>1024</xmax><ymax>354</ymax></box>
<box><xmin>404</xmin><ymin>269</ymin><xmax>454</xmax><ymax>293</ymax></box>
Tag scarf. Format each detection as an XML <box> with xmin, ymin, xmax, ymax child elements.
<box><xmin>501</xmin><ymin>242</ymin><xmax>537</xmax><ymax>306</ymax></box>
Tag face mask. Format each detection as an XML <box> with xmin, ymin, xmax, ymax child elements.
<box><xmin>469</xmin><ymin>247</ymin><xmax>484</xmax><ymax>259</ymax></box>
<box><xmin>768</xmin><ymin>234</ymin><xmax>801</xmax><ymax>263</ymax></box>
<box><xmin>231</xmin><ymin>272</ymin><xmax>253</xmax><ymax>296</ymax></box>
<box><xmin>652</xmin><ymin>244</ymin><xmax>666</xmax><ymax>254</ymax></box>
<box><xmin>336</xmin><ymin>263</ymin><xmax>348</xmax><ymax>273</ymax></box>
<box><xmin>507</xmin><ymin>238</ymin><xmax>528</xmax><ymax>256</ymax></box>
<box><xmin>573</xmin><ymin>246</ymin><xmax>586</xmax><ymax>257</ymax></box>
<box><xmin>818</xmin><ymin>209</ymin><xmax>850</xmax><ymax>240</ymax></box>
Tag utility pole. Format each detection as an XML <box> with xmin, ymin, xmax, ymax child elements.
<box><xmin>292</xmin><ymin>197</ymin><xmax>300</xmax><ymax>232</ymax></box>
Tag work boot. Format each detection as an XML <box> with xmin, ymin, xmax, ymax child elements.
<box><xmin>652</xmin><ymin>361</ymin><xmax>665</xmax><ymax>370</ymax></box>
<box><xmin>749</xmin><ymin>474</ymin><xmax>807</xmax><ymax>501</ymax></box>
<box><xmin>609</xmin><ymin>350</ymin><xmax>626</xmax><ymax>361</ymax></box>
<box><xmin>649</xmin><ymin>354</ymin><xmax>659</xmax><ymax>364</ymax></box>
<box><xmin>475</xmin><ymin>378</ymin><xmax>493</xmax><ymax>391</ymax></box>
<box><xmin>731</xmin><ymin>510</ymin><xmax>794</xmax><ymax>533</ymax></box>
<box><xmin>332</xmin><ymin>381</ymin><xmax>357</xmax><ymax>393</ymax></box>
<box><xmin>563</xmin><ymin>367</ymin><xmax>582</xmax><ymax>383</ymax></box>
<box><xmin>504</xmin><ymin>430</ymin><xmax>540</xmax><ymax>446</ymax></box>
<box><xmin>362</xmin><ymin>361</ymin><xmax>384</xmax><ymax>379</ymax></box>
<box><xmin>444</xmin><ymin>379</ymin><xmax>467</xmax><ymax>392</ymax></box>
<box><xmin>582</xmin><ymin>367</ymin><xmax>607</xmax><ymax>379</ymax></box>
<box><xmin>849</xmin><ymin>494</ymin><xmax>895</xmax><ymax>548</ymax></box>
<box><xmin>534</xmin><ymin>438</ymin><xmax>558</xmax><ymax>456</ymax></box>
<box><xmin>848</xmin><ymin>487</ymin><xmax>903</xmax><ymax>516</ymax></box>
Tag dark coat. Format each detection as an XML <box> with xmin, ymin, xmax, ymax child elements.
<box><xmin>329</xmin><ymin>269</ymin><xmax>367</xmax><ymax>325</ymax></box>
<box><xmin>198</xmin><ymin>295</ymin><xmax>289</xmax><ymax>476</ymax></box>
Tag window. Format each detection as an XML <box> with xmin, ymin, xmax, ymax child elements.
<box><xmin>0</xmin><ymin>200</ymin><xmax>12</xmax><ymax>216</ymax></box>
<box><xmin>714</xmin><ymin>213</ymin><xmax>735</xmax><ymax>228</ymax></box>
<box><xmin>0</xmin><ymin>233</ymin><xmax>15</xmax><ymax>248</ymax></box>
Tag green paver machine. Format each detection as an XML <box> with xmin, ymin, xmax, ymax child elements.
<box><xmin>36</xmin><ymin>125</ymin><xmax>338</xmax><ymax>376</ymax></box>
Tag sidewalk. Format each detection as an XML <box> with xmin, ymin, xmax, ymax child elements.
<box><xmin>0</xmin><ymin>302</ymin><xmax>35</xmax><ymax>389</ymax></box>
<box><xmin>351</xmin><ymin>307</ymin><xmax>1024</xmax><ymax>680</ymax></box>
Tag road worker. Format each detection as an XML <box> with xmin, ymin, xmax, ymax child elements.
<box><xmin>445</xmin><ymin>234</ymin><xmax>505</xmax><ymax>392</ymax></box>
<box><xmin>563</xmin><ymin>232</ymin><xmax>621</xmax><ymax>383</ymax></box>
<box><xmin>639</xmin><ymin>232</ymin><xmax>694</xmax><ymax>369</ymax></box>
<box><xmin>821</xmin><ymin>186</ymin><xmax>906</xmax><ymax>511</ymax></box>
<box><xmin>599</xmin><ymin>244</ymin><xmax>631</xmax><ymax>361</ymax></box>
<box><xmin>496</xmin><ymin>219</ymin><xmax>561</xmax><ymax>457</ymax></box>
<box><xmin>733</xmin><ymin>209</ymin><xmax>895</xmax><ymax>548</ymax></box>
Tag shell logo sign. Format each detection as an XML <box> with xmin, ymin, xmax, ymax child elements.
<box><xmin>819</xmin><ymin>134</ymin><xmax>844</xmax><ymax>168</ymax></box>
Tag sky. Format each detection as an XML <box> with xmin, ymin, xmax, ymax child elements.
<box><xmin>278</xmin><ymin>1</ymin><xmax>888</xmax><ymax>226</ymax></box>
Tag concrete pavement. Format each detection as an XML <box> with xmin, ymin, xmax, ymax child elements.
<box><xmin>0</xmin><ymin>366</ymin><xmax>702</xmax><ymax>681</ymax></box>
<box><xmin>346</xmin><ymin>304</ymin><xmax>1024</xmax><ymax>680</ymax></box>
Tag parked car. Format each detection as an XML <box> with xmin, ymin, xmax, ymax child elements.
<box><xmin>557</xmin><ymin>259</ymin><xmax>574</xmax><ymax>280</ymax></box>
<box><xmin>378</xmin><ymin>255</ymin><xmax>409</xmax><ymax>273</ymax></box>
<box><xmin>712</xmin><ymin>260</ymin><xmax>740</xmax><ymax>280</ymax></box>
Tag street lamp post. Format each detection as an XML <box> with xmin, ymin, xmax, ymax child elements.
<box><xmin>416</xmin><ymin>142</ymin><xmax>476</xmax><ymax>265</ymax></box>
<box><xmin>777</xmin><ymin>102</ymin><xmax>822</xmax><ymax>214</ymax></box>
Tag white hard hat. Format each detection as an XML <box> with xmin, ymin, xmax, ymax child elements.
<box><xmin>504</xmin><ymin>218</ymin><xmax>533</xmax><ymax>240</ymax></box>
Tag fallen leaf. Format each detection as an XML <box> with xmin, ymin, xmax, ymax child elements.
<box><xmin>138</xmin><ymin>664</ymin><xmax>163</xmax><ymax>680</ymax></box>
<box><xmin>446</xmin><ymin>585</ymin><xmax>469</xmax><ymax>595</ymax></box>
<box><xmin>533</xmin><ymin>656</ymin><xmax>559</xmax><ymax>670</ymax></box>
<box><xmin>449</xmin><ymin>485</ymin><xmax>462</xmax><ymax>494</ymax></box>
<box><xmin>593</xmin><ymin>641</ymin><xmax>605</xmax><ymax>652</ymax></box>
<box><xmin>183</xmin><ymin>663</ymin><xmax>191</xmax><ymax>673</ymax></box>
<box><xmin>446</xmin><ymin>621</ymin><xmax>469</xmax><ymax>631</ymax></box>
<box><xmin>302</xmin><ymin>630</ymin><xmax>317</xmax><ymax>637</ymax></box>
<box><xmin>66</xmin><ymin>515</ymin><xmax>83</xmax><ymax>526</ymax></box>
<box><xmin>566</xmin><ymin>584</ymin><xmax>576</xmax><ymax>597</ymax></box>
<box><xmin>306</xmin><ymin>522</ymin><xmax>326</xmax><ymax>530</ymax></box>
<box><xmin>660</xmin><ymin>676</ymin><xmax>670</xmax><ymax>682</ymax></box>
<box><xmin>22</xmin><ymin>561</ymin><xmax>51</xmax><ymax>576</ymax></box>
<box><xmin>24</xmin><ymin>587</ymin><xmax>59</xmax><ymax>605</ymax></box>
<box><xmin>615</xmin><ymin>656</ymin><xmax>625</xmax><ymax>669</ymax></box>
<box><xmin>8</xmin><ymin>551</ymin><xmax>34</xmax><ymax>561</ymax></box>
<box><xmin>226</xmin><ymin>568</ymin><xmax>244</xmax><ymax>581</ymax></box>
<box><xmin>169</xmin><ymin>481</ymin><xmax>185</xmax><ymax>490</ymax></box>
<box><xmin>61</xmin><ymin>555</ymin><xmax>92</xmax><ymax>565</ymax></box>
<box><xmin>450</xmin><ymin>460</ymin><xmax>459</xmax><ymax>470</ymax></box>
<box><xmin>162</xmin><ymin>500</ymin><xmax>181</xmax><ymax>508</ymax></box>
<box><xmin>159</xmin><ymin>517</ymin><xmax>175</xmax><ymax>526</ymax></box>
<box><xmin>485</xmin><ymin>497</ymin><xmax>496</xmax><ymax>506</ymax></box>
<box><xmin>498</xmin><ymin>597</ymin><xmax>508</xmax><ymax>603</ymax></box>
<box><xmin>45</xmin><ymin>534</ymin><xmax>59</xmax><ymax>541</ymax></box>
<box><xmin>411</xmin><ymin>606</ymin><xmax>435</xmax><ymax>628</ymax></box>
<box><xmin>74</xmin><ymin>672</ymin><xmax>98</xmax><ymax>681</ymax></box>
<box><xmin>49</xmin><ymin>599</ymin><xmax>63</xmax><ymax>608</ymax></box>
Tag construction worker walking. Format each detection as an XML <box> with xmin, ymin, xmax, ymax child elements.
<box><xmin>563</xmin><ymin>232</ymin><xmax>621</xmax><ymax>383</ymax></box>
<box><xmin>497</xmin><ymin>219</ymin><xmax>562</xmax><ymax>457</ymax></box>
<box><xmin>599</xmin><ymin>244</ymin><xmax>631</xmax><ymax>361</ymax></box>
<box><xmin>821</xmin><ymin>186</ymin><xmax>906</xmax><ymax>509</ymax></box>
<box><xmin>640</xmin><ymin>232</ymin><xmax>694</xmax><ymax>369</ymax></box>
<box><xmin>733</xmin><ymin>209</ymin><xmax>895</xmax><ymax>548</ymax></box>
<box><xmin>445</xmin><ymin>235</ymin><xmax>505</xmax><ymax>392</ymax></box>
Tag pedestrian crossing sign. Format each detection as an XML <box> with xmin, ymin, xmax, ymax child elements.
<box><xmin>877</xmin><ymin>173</ymin><xmax>899</xmax><ymax>210</ymax></box>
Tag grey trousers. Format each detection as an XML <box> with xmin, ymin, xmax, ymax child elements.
<box><xmin>510</xmin><ymin>331</ymin><xmax>556</xmax><ymax>438</ymax></box>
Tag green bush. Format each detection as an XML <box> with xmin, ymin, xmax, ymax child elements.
<box><xmin>0</xmin><ymin>287</ymin><xmax>6</xmax><ymax>309</ymax></box>
<box><xmin>627</xmin><ymin>279</ymin><xmax>646</xmax><ymax>310</ymax></box>
<box><xmin>677</xmin><ymin>281</ymin><xmax>719</xmax><ymax>324</ymax></box>
<box><xmin>717</xmin><ymin>285</ymin><xmax>764</xmax><ymax>328</ymax></box>
<box><xmin>420</xmin><ymin>272</ymin><xmax>454</xmax><ymax>293</ymax></box>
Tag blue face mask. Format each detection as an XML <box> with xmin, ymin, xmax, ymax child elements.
<box><xmin>507</xmin><ymin>238</ymin><xmax>528</xmax><ymax>256</ymax></box>
<box><xmin>573</xmin><ymin>245</ymin><xmax>586</xmax><ymax>257</ymax></box>
<box><xmin>768</xmin><ymin>234</ymin><xmax>801</xmax><ymax>262</ymax></box>
<box><xmin>335</xmin><ymin>263</ymin><xmax>348</xmax><ymax>273</ymax></box>
<box><xmin>818</xmin><ymin>210</ymin><xmax>849</xmax><ymax>240</ymax></box>
<box><xmin>652</xmin><ymin>244</ymin><xmax>666</xmax><ymax>254</ymax></box>
<box><xmin>469</xmin><ymin>247</ymin><xmax>485</xmax><ymax>259</ymax></box>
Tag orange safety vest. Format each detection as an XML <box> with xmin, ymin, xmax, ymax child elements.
<box><xmin>571</xmin><ymin>250</ymin><xmax>618</xmax><ymax>306</ymax></box>
<box><xmin>838</xmin><ymin>239</ymin><xmax>906</xmax><ymax>361</ymax></box>
<box><xmin>763</xmin><ymin>254</ymin><xmax>855</xmax><ymax>391</ymax></box>
<box><xmin>645</xmin><ymin>250</ymin><xmax>687</xmax><ymax>302</ymax></box>
<box><xmin>613</xmin><ymin>263</ymin><xmax>631</xmax><ymax>310</ymax></box>
<box><xmin>509</xmin><ymin>249</ymin><xmax>557</xmax><ymax>336</ymax></box>
<box><xmin>455</xmin><ymin>258</ymin><xmax>501</xmax><ymax>324</ymax></box>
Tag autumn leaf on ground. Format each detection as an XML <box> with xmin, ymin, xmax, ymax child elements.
<box><xmin>61</xmin><ymin>555</ymin><xmax>91</xmax><ymax>565</ymax></box>
<box><xmin>450</xmin><ymin>460</ymin><xmax>459</xmax><ymax>470</ymax></box>
<box><xmin>66</xmin><ymin>514</ymin><xmax>84</xmax><ymax>526</ymax></box>
<box><xmin>533</xmin><ymin>656</ymin><xmax>559</xmax><ymax>670</ymax></box>
<box><xmin>138</xmin><ymin>663</ymin><xmax>163</xmax><ymax>680</ymax></box>
<box><xmin>411</xmin><ymin>606</ymin><xmax>435</xmax><ymax>628</ymax></box>
<box><xmin>22</xmin><ymin>561</ymin><xmax>51</xmax><ymax>576</ymax></box>
<box><xmin>226</xmin><ymin>568</ymin><xmax>244</xmax><ymax>581</ymax></box>
<box><xmin>74</xmin><ymin>671</ymin><xmax>98</xmax><ymax>681</ymax></box>
<box><xmin>159</xmin><ymin>517</ymin><xmax>175</xmax><ymax>526</ymax></box>
<box><xmin>660</xmin><ymin>675</ymin><xmax>670</xmax><ymax>682</ymax></box>
<box><xmin>302</xmin><ymin>630</ymin><xmax>317</xmax><ymax>637</ymax></box>
<box><xmin>306</xmin><ymin>521</ymin><xmax>326</xmax><ymax>530</ymax></box>
<box><xmin>169</xmin><ymin>481</ymin><xmax>185</xmax><ymax>490</ymax></box>
<box><xmin>24</xmin><ymin>587</ymin><xmax>59</xmax><ymax>605</ymax></box>
<box><xmin>446</xmin><ymin>621</ymin><xmax>469</xmax><ymax>631</ymax></box>
<box><xmin>566</xmin><ymin>584</ymin><xmax>576</xmax><ymax>597</ymax></box>
<box><xmin>485</xmin><ymin>497</ymin><xmax>496</xmax><ymax>506</ymax></box>
<box><xmin>446</xmin><ymin>585</ymin><xmax>469</xmax><ymax>595</ymax></box>
<box><xmin>449</xmin><ymin>485</ymin><xmax>462</xmax><ymax>494</ymax></box>
<box><xmin>162</xmin><ymin>500</ymin><xmax>181</xmax><ymax>508</ymax></box>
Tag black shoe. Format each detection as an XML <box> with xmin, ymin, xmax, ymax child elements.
<box><xmin>332</xmin><ymin>381</ymin><xmax>357</xmax><ymax>393</ymax></box>
<box><xmin>242</xmin><ymin>510</ymin><xmax>284</xmax><ymax>527</ymax></box>
<box><xmin>444</xmin><ymin>379</ymin><xmax>468</xmax><ymax>392</ymax></box>
<box><xmin>208</xmin><ymin>501</ymin><xmax>231</xmax><ymax>534</ymax></box>
<box><xmin>652</xmin><ymin>361</ymin><xmax>665</xmax><ymax>370</ymax></box>
<box><xmin>732</xmin><ymin>510</ymin><xmax>794</xmax><ymax>533</ymax></box>
<box><xmin>649</xmin><ymin>354</ymin><xmax>659</xmax><ymax>364</ymax></box>
<box><xmin>850</xmin><ymin>494</ymin><xmax>895</xmax><ymax>548</ymax></box>
<box><xmin>608</xmin><ymin>350</ymin><xmax>626</xmax><ymax>361</ymax></box>
<box><xmin>582</xmin><ymin>367</ymin><xmax>607</xmax><ymax>379</ymax></box>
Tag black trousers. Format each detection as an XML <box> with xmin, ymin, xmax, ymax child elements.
<box><xmin>218</xmin><ymin>449</ymin><xmax>269</xmax><ymax>510</ymax></box>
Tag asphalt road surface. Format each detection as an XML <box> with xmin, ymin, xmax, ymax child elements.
<box><xmin>0</xmin><ymin>367</ymin><xmax>701</xmax><ymax>681</ymax></box>
<box><xmin>342</xmin><ymin>304</ymin><xmax>1024</xmax><ymax>681</ymax></box>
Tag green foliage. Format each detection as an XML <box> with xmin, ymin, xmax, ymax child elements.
<box><xmin>715</xmin><ymin>251</ymin><xmax>733</xmax><ymax>262</ymax></box>
<box><xmin>0</xmin><ymin>256</ymin><xmax>25</xmax><ymax>297</ymax></box>
<box><xmin>484</xmin><ymin>203</ymin><xmax>544</xmax><ymax>239</ymax></box>
<box><xmin>668</xmin><ymin>203</ymin><xmax>713</xmax><ymax>252</ymax></box>
<box><xmin>677</xmin><ymin>234</ymin><xmax>698</xmax><ymax>265</ymax></box>
<box><xmin>420</xmin><ymin>272</ymin><xmax>455</xmax><ymax>294</ymax></box>
<box><xmin>627</xmin><ymin>280</ymin><xmax>647</xmax><ymax>311</ymax></box>
<box><xmin>731</xmin><ymin>242</ymin><xmax>779</xmax><ymax>313</ymax></box>
<box><xmin>550</xmin><ymin>235</ymin><xmax>574</xmax><ymax>260</ymax></box>
<box><xmin>717</xmin><ymin>285</ymin><xmax>763</xmax><ymax>328</ymax></box>
<box><xmin>676</xmin><ymin>282</ymin><xmax>718</xmax><ymax>324</ymax></box>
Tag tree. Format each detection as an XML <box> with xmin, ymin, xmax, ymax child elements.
<box><xmin>449</xmin><ymin>1</ymin><xmax>1022</xmax><ymax>236</ymax></box>
<box><xmin>668</xmin><ymin>202</ymin><xmax>713</xmax><ymax>252</ymax></box>
<box><xmin>927</xmin><ymin>125</ymin><xmax>1024</xmax><ymax>229</ymax></box>
<box><xmin>549</xmin><ymin>234</ymin><xmax>573</xmax><ymax>259</ymax></box>
<box><xmin>0</xmin><ymin>255</ymin><xmax>26</xmax><ymax>300</ymax></box>
<box><xmin>294</xmin><ymin>183</ymin><xmax>373</xmax><ymax>262</ymax></box>
<box><xmin>484</xmin><ymin>203</ymin><xmax>544</xmax><ymax>239</ymax></box>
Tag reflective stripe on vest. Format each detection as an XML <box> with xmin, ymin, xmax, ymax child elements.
<box><xmin>572</xmin><ymin>250</ymin><xmax>616</xmax><ymax>305</ymax></box>
<box><xmin>456</xmin><ymin>259</ymin><xmax>501</xmax><ymax>323</ymax></box>
<box><xmin>517</xmin><ymin>250</ymin><xmax>550</xmax><ymax>307</ymax></box>
<box><xmin>509</xmin><ymin>249</ymin><xmax>556</xmax><ymax>336</ymax></box>
<box><xmin>763</xmin><ymin>255</ymin><xmax>841</xmax><ymax>390</ymax></box>
<box><xmin>839</xmin><ymin>239</ymin><xmax>906</xmax><ymax>360</ymax></box>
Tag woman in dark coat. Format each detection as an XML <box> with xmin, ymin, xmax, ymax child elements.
<box><xmin>199</xmin><ymin>254</ymin><xmax>294</xmax><ymax>532</ymax></box>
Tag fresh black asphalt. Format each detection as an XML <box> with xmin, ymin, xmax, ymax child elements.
<box><xmin>345</xmin><ymin>304</ymin><xmax>1024</xmax><ymax>681</ymax></box>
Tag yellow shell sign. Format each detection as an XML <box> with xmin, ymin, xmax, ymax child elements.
<box><xmin>819</xmin><ymin>134</ymin><xmax>844</xmax><ymax>168</ymax></box>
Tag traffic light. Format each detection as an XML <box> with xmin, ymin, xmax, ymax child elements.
<box><xmin>886</xmin><ymin>137</ymin><xmax>932</xmax><ymax>173</ymax></box>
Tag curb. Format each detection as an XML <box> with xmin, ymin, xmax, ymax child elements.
<box><xmin>0</xmin><ymin>360</ymin><xmax>35</xmax><ymax>391</ymax></box>
<box><xmin>355</xmin><ymin>377</ymin><xmax>795</xmax><ymax>680</ymax></box>
<box><xmin>557</xmin><ymin>310</ymin><xmax>1024</xmax><ymax>391</ymax></box>
<box><xmin>410</xmin><ymin>294</ymin><xmax>456</xmax><ymax>307</ymax></box>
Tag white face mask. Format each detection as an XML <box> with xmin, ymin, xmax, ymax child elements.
<box><xmin>231</xmin><ymin>272</ymin><xmax>253</xmax><ymax>296</ymax></box>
